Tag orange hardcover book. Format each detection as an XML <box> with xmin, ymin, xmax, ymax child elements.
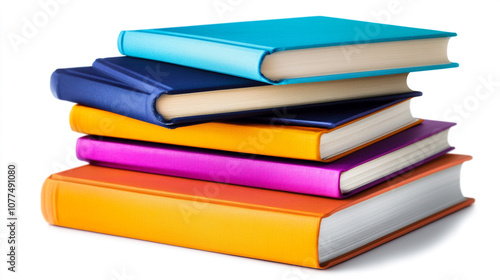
<box><xmin>69</xmin><ymin>103</ymin><xmax>421</xmax><ymax>162</ymax></box>
<box><xmin>41</xmin><ymin>154</ymin><xmax>474</xmax><ymax>269</ymax></box>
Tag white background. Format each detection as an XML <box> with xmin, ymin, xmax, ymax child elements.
<box><xmin>1</xmin><ymin>0</ymin><xmax>499</xmax><ymax>279</ymax></box>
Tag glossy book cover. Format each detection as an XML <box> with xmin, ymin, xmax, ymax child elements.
<box><xmin>118</xmin><ymin>16</ymin><xmax>458</xmax><ymax>84</ymax></box>
<box><xmin>51</xmin><ymin>56</ymin><xmax>419</xmax><ymax>128</ymax></box>
<box><xmin>41</xmin><ymin>154</ymin><xmax>474</xmax><ymax>268</ymax></box>
<box><xmin>76</xmin><ymin>120</ymin><xmax>454</xmax><ymax>198</ymax></box>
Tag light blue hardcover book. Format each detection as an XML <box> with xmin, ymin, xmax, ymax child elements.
<box><xmin>118</xmin><ymin>16</ymin><xmax>458</xmax><ymax>85</ymax></box>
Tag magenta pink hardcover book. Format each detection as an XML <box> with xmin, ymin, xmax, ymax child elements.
<box><xmin>76</xmin><ymin>120</ymin><xmax>454</xmax><ymax>198</ymax></box>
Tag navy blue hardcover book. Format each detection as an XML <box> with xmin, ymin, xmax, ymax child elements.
<box><xmin>250</xmin><ymin>92</ymin><xmax>421</xmax><ymax>128</ymax></box>
<box><xmin>51</xmin><ymin>56</ymin><xmax>418</xmax><ymax>128</ymax></box>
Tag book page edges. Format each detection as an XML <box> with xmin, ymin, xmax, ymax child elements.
<box><xmin>319</xmin><ymin>197</ymin><xmax>474</xmax><ymax>269</ymax></box>
<box><xmin>321</xmin><ymin>154</ymin><xmax>472</xmax><ymax>215</ymax></box>
<box><xmin>320</xmin><ymin>119</ymin><xmax>423</xmax><ymax>162</ymax></box>
<box><xmin>275</xmin><ymin>63</ymin><xmax>458</xmax><ymax>85</ymax></box>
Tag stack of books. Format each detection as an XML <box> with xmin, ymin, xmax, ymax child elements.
<box><xmin>42</xmin><ymin>16</ymin><xmax>474</xmax><ymax>269</ymax></box>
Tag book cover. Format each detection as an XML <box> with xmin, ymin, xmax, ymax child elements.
<box><xmin>51</xmin><ymin>56</ymin><xmax>418</xmax><ymax>128</ymax></box>
<box><xmin>118</xmin><ymin>16</ymin><xmax>458</xmax><ymax>84</ymax></box>
<box><xmin>50</xmin><ymin>63</ymin><xmax>262</xmax><ymax>128</ymax></box>
<box><xmin>69</xmin><ymin>98</ymin><xmax>421</xmax><ymax>162</ymax></box>
<box><xmin>76</xmin><ymin>120</ymin><xmax>454</xmax><ymax>198</ymax></box>
<box><xmin>249</xmin><ymin>92</ymin><xmax>420</xmax><ymax>128</ymax></box>
<box><xmin>41</xmin><ymin>154</ymin><xmax>474</xmax><ymax>268</ymax></box>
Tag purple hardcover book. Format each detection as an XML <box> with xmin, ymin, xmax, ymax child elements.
<box><xmin>76</xmin><ymin>120</ymin><xmax>454</xmax><ymax>198</ymax></box>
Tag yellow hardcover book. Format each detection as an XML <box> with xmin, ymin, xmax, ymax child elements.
<box><xmin>69</xmin><ymin>99</ymin><xmax>421</xmax><ymax>162</ymax></box>
<box><xmin>41</xmin><ymin>154</ymin><xmax>474</xmax><ymax>268</ymax></box>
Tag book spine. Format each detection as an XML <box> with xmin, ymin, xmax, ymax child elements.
<box><xmin>41</xmin><ymin>177</ymin><xmax>321</xmax><ymax>267</ymax></box>
<box><xmin>76</xmin><ymin>137</ymin><xmax>344</xmax><ymax>197</ymax></box>
<box><xmin>118</xmin><ymin>30</ymin><xmax>273</xmax><ymax>83</ymax></box>
<box><xmin>51</xmin><ymin>69</ymin><xmax>165</xmax><ymax>126</ymax></box>
<box><xmin>69</xmin><ymin>105</ymin><xmax>323</xmax><ymax>161</ymax></box>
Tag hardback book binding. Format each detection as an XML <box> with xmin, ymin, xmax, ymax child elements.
<box><xmin>118</xmin><ymin>16</ymin><xmax>458</xmax><ymax>84</ymax></box>
<box><xmin>41</xmin><ymin>154</ymin><xmax>474</xmax><ymax>268</ymax></box>
<box><xmin>68</xmin><ymin>97</ymin><xmax>422</xmax><ymax>162</ymax></box>
<box><xmin>76</xmin><ymin>120</ymin><xmax>455</xmax><ymax>198</ymax></box>
<box><xmin>51</xmin><ymin>56</ymin><xmax>417</xmax><ymax>128</ymax></box>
